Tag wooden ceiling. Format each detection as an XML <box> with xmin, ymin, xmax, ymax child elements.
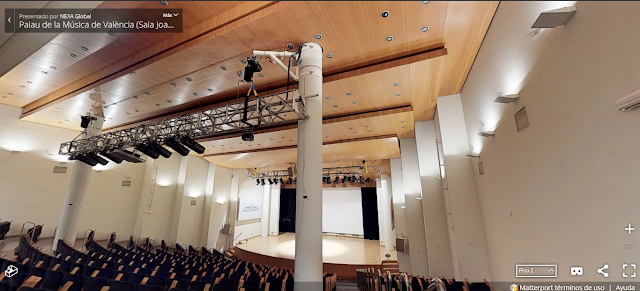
<box><xmin>0</xmin><ymin>1</ymin><xmax>499</xmax><ymax>169</ymax></box>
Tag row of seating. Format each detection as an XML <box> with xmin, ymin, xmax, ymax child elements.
<box><xmin>356</xmin><ymin>268</ymin><xmax>494</xmax><ymax>291</ymax></box>
<box><xmin>0</xmin><ymin>221</ymin><xmax>10</xmax><ymax>240</ymax></box>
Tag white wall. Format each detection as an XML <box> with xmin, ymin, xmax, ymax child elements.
<box><xmin>390</xmin><ymin>158</ymin><xmax>411</xmax><ymax>274</ymax></box>
<box><xmin>0</xmin><ymin>104</ymin><xmax>145</xmax><ymax>240</ymax></box>
<box><xmin>269</xmin><ymin>185</ymin><xmax>280</xmax><ymax>235</ymax></box>
<box><xmin>175</xmin><ymin>156</ymin><xmax>209</xmax><ymax>247</ymax></box>
<box><xmin>459</xmin><ymin>1</ymin><xmax>640</xmax><ymax>281</ymax></box>
<box><xmin>322</xmin><ymin>188</ymin><xmax>364</xmax><ymax>236</ymax></box>
<box><xmin>209</xmin><ymin>165</ymin><xmax>232</xmax><ymax>250</ymax></box>
<box><xmin>414</xmin><ymin>120</ymin><xmax>454</xmax><ymax>277</ymax></box>
<box><xmin>233</xmin><ymin>169</ymin><xmax>263</xmax><ymax>243</ymax></box>
<box><xmin>375</xmin><ymin>179</ymin><xmax>385</xmax><ymax>245</ymax></box>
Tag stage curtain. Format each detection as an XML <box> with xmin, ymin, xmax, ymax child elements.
<box><xmin>279</xmin><ymin>188</ymin><xmax>296</xmax><ymax>233</ymax></box>
<box><xmin>360</xmin><ymin>187</ymin><xmax>380</xmax><ymax>240</ymax></box>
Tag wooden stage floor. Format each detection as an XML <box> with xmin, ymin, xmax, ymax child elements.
<box><xmin>235</xmin><ymin>232</ymin><xmax>397</xmax><ymax>265</ymax></box>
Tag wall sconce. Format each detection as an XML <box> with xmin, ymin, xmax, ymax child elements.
<box><xmin>467</xmin><ymin>153</ymin><xmax>480</xmax><ymax>158</ymax></box>
<box><xmin>10</xmin><ymin>150</ymin><xmax>21</xmax><ymax>154</ymax></box>
<box><xmin>400</xmin><ymin>205</ymin><xmax>406</xmax><ymax>209</ymax></box>
<box><xmin>532</xmin><ymin>6</ymin><xmax>577</xmax><ymax>28</ymax></box>
<box><xmin>478</xmin><ymin>131</ymin><xmax>495</xmax><ymax>137</ymax></box>
<box><xmin>494</xmin><ymin>93</ymin><xmax>519</xmax><ymax>103</ymax></box>
<box><xmin>415</xmin><ymin>197</ymin><xmax>422</xmax><ymax>200</ymax></box>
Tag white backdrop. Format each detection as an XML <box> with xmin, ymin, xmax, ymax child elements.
<box><xmin>237</xmin><ymin>195</ymin><xmax>263</xmax><ymax>221</ymax></box>
<box><xmin>322</xmin><ymin>188</ymin><xmax>364</xmax><ymax>235</ymax></box>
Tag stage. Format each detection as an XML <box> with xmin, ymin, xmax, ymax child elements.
<box><xmin>235</xmin><ymin>232</ymin><xmax>397</xmax><ymax>265</ymax></box>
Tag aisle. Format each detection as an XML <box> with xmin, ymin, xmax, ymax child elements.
<box><xmin>336</xmin><ymin>281</ymin><xmax>359</xmax><ymax>291</ymax></box>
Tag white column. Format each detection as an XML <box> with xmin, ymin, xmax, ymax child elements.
<box><xmin>53</xmin><ymin>116</ymin><xmax>103</xmax><ymax>251</ymax></box>
<box><xmin>295</xmin><ymin>42</ymin><xmax>323</xmax><ymax>290</ymax></box>
<box><xmin>261</xmin><ymin>184</ymin><xmax>271</xmax><ymax>238</ymax></box>
<box><xmin>269</xmin><ymin>185</ymin><xmax>280</xmax><ymax>235</ymax></box>
<box><xmin>380</xmin><ymin>174</ymin><xmax>394</xmax><ymax>251</ymax></box>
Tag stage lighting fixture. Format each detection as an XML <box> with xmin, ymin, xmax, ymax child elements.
<box><xmin>325</xmin><ymin>177</ymin><xmax>331</xmax><ymax>184</ymax></box>
<box><xmin>261</xmin><ymin>179</ymin><xmax>266</xmax><ymax>186</ymax></box>
<box><xmin>75</xmin><ymin>154</ymin><xmax>98</xmax><ymax>166</ymax></box>
<box><xmin>294</xmin><ymin>178</ymin><xmax>297</xmax><ymax>185</ymax></box>
<box><xmin>243</xmin><ymin>57</ymin><xmax>262</xmax><ymax>83</ymax></box>
<box><xmin>109</xmin><ymin>149</ymin><xmax>144</xmax><ymax>163</ymax></box>
<box><xmin>256</xmin><ymin>179</ymin><xmax>260</xmax><ymax>186</ymax></box>
<box><xmin>280</xmin><ymin>178</ymin><xmax>284</xmax><ymax>184</ymax></box>
<box><xmin>352</xmin><ymin>175</ymin><xmax>357</xmax><ymax>182</ymax></box>
<box><xmin>334</xmin><ymin>177</ymin><xmax>339</xmax><ymax>184</ymax></box>
<box><xmin>242</xmin><ymin>129</ymin><xmax>254</xmax><ymax>142</ymax></box>
<box><xmin>287</xmin><ymin>178</ymin><xmax>293</xmax><ymax>184</ymax></box>
<box><xmin>87</xmin><ymin>153</ymin><xmax>108</xmax><ymax>166</ymax></box>
<box><xmin>274</xmin><ymin>179</ymin><xmax>279</xmax><ymax>185</ymax></box>
<box><xmin>100</xmin><ymin>150</ymin><xmax>123</xmax><ymax>164</ymax></box>
<box><xmin>268</xmin><ymin>179</ymin><xmax>274</xmax><ymax>185</ymax></box>
<box><xmin>341</xmin><ymin>176</ymin><xmax>346</xmax><ymax>183</ymax></box>
<box><xmin>165</xmin><ymin>137</ymin><xmax>190</xmax><ymax>156</ymax></box>
<box><xmin>136</xmin><ymin>144</ymin><xmax>160</xmax><ymax>159</ymax></box>
<box><xmin>80</xmin><ymin>115</ymin><xmax>97</xmax><ymax>129</ymax></box>
<box><xmin>149</xmin><ymin>141</ymin><xmax>172</xmax><ymax>158</ymax></box>
<box><xmin>365</xmin><ymin>178</ymin><xmax>371</xmax><ymax>183</ymax></box>
<box><xmin>359</xmin><ymin>176</ymin><xmax>364</xmax><ymax>183</ymax></box>
<box><xmin>180</xmin><ymin>136</ymin><xmax>205</xmax><ymax>154</ymax></box>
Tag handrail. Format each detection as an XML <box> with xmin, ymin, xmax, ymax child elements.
<box><xmin>20</xmin><ymin>221</ymin><xmax>37</xmax><ymax>237</ymax></box>
<box><xmin>83</xmin><ymin>228</ymin><xmax>96</xmax><ymax>250</ymax></box>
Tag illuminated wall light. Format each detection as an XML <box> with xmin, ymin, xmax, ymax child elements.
<box><xmin>494</xmin><ymin>93</ymin><xmax>520</xmax><ymax>103</ymax></box>
<box><xmin>400</xmin><ymin>205</ymin><xmax>406</xmax><ymax>209</ymax></box>
<box><xmin>478</xmin><ymin>131</ymin><xmax>495</xmax><ymax>137</ymax></box>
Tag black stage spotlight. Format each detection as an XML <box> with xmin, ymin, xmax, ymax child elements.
<box><xmin>325</xmin><ymin>177</ymin><xmax>331</xmax><ymax>184</ymax></box>
<box><xmin>347</xmin><ymin>176</ymin><xmax>352</xmax><ymax>182</ymax></box>
<box><xmin>274</xmin><ymin>179</ymin><xmax>279</xmax><ymax>185</ymax></box>
<box><xmin>136</xmin><ymin>144</ymin><xmax>160</xmax><ymax>159</ymax></box>
<box><xmin>359</xmin><ymin>176</ymin><xmax>364</xmax><ymax>183</ymax></box>
<box><xmin>268</xmin><ymin>179</ymin><xmax>273</xmax><ymax>185</ymax></box>
<box><xmin>287</xmin><ymin>178</ymin><xmax>293</xmax><ymax>184</ymax></box>
<box><xmin>180</xmin><ymin>136</ymin><xmax>205</xmax><ymax>154</ymax></box>
<box><xmin>280</xmin><ymin>178</ymin><xmax>284</xmax><ymax>184</ymax></box>
<box><xmin>87</xmin><ymin>152</ymin><xmax>108</xmax><ymax>166</ymax></box>
<box><xmin>365</xmin><ymin>178</ymin><xmax>371</xmax><ymax>183</ymax></box>
<box><xmin>352</xmin><ymin>175</ymin><xmax>357</xmax><ymax>182</ymax></box>
<box><xmin>109</xmin><ymin>149</ymin><xmax>144</xmax><ymax>163</ymax></box>
<box><xmin>100</xmin><ymin>150</ymin><xmax>123</xmax><ymax>164</ymax></box>
<box><xmin>165</xmin><ymin>137</ymin><xmax>190</xmax><ymax>156</ymax></box>
<box><xmin>261</xmin><ymin>179</ymin><xmax>266</xmax><ymax>186</ymax></box>
<box><xmin>294</xmin><ymin>178</ymin><xmax>297</xmax><ymax>184</ymax></box>
<box><xmin>149</xmin><ymin>141</ymin><xmax>172</xmax><ymax>158</ymax></box>
<box><xmin>242</xmin><ymin>128</ymin><xmax>254</xmax><ymax>142</ymax></box>
<box><xmin>243</xmin><ymin>57</ymin><xmax>262</xmax><ymax>83</ymax></box>
<box><xmin>334</xmin><ymin>177</ymin><xmax>340</xmax><ymax>184</ymax></box>
<box><xmin>80</xmin><ymin>115</ymin><xmax>97</xmax><ymax>129</ymax></box>
<box><xmin>341</xmin><ymin>176</ymin><xmax>346</xmax><ymax>183</ymax></box>
<box><xmin>76</xmin><ymin>154</ymin><xmax>98</xmax><ymax>166</ymax></box>
<box><xmin>256</xmin><ymin>179</ymin><xmax>260</xmax><ymax>186</ymax></box>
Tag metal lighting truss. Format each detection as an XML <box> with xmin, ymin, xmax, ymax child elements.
<box><xmin>59</xmin><ymin>89</ymin><xmax>308</xmax><ymax>156</ymax></box>
<box><xmin>249</xmin><ymin>165</ymin><xmax>381</xmax><ymax>179</ymax></box>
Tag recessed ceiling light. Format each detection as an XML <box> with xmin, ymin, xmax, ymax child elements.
<box><xmin>396</xmin><ymin>93</ymin><xmax>401</xmax><ymax>96</ymax></box>
<box><xmin>133</xmin><ymin>95</ymin><xmax>138</xmax><ymax>99</ymax></box>
<box><xmin>145</xmin><ymin>92</ymin><xmax>150</xmax><ymax>95</ymax></box>
<box><xmin>346</xmin><ymin>92</ymin><xmax>352</xmax><ymax>96</ymax></box>
<box><xmin>50</xmin><ymin>66</ymin><xmax>57</xmax><ymax>70</ymax></box>
<box><xmin>325</xmin><ymin>136</ymin><xmax>328</xmax><ymax>138</ymax></box>
<box><xmin>315</xmin><ymin>34</ymin><xmax>322</xmax><ymax>40</ymax></box>
<box><xmin>135</xmin><ymin>109</ymin><xmax>139</xmax><ymax>112</ymax></box>
<box><xmin>259</xmin><ymin>74</ymin><xmax>265</xmax><ymax>77</ymax></box>
<box><xmin>349</xmin><ymin>127</ymin><xmax>353</xmax><ymax>130</ymax></box>
<box><xmin>240</xmin><ymin>59</ymin><xmax>247</xmax><ymax>64</ymax></box>
<box><xmin>327</xmin><ymin>53</ymin><xmax>333</xmax><ymax>58</ymax></box>
<box><xmin>167</xmin><ymin>100</ymin><xmax>172</xmax><ymax>103</ymax></box>
<box><xmin>81</xmin><ymin>47</ymin><xmax>88</xmax><ymax>51</ymax></box>
<box><xmin>401</xmin><ymin>120</ymin><xmax>405</xmax><ymax>123</ymax></box>
<box><xmin>381</xmin><ymin>11</ymin><xmax>390</xmax><ymax>18</ymax></box>
<box><xmin>422</xmin><ymin>1</ymin><xmax>430</xmax><ymax>4</ymax></box>
<box><xmin>369</xmin><ymin>130</ymin><xmax>372</xmax><ymax>132</ymax></box>
<box><xmin>353</xmin><ymin>101</ymin><xmax>357</xmax><ymax>104</ymax></box>
<box><xmin>421</xmin><ymin>26</ymin><xmax>430</xmax><ymax>33</ymax></box>
<box><xmin>65</xmin><ymin>119</ymin><xmax>69</xmax><ymax>121</ymax></box>
<box><xmin>108</xmin><ymin>31</ymin><xmax>115</xmax><ymax>36</ymax></box>
<box><xmin>155</xmin><ymin>103</ymin><xmax>160</xmax><ymax>106</ymax></box>
<box><xmin>333</xmin><ymin>105</ymin><xmax>338</xmax><ymax>108</ymax></box>
<box><xmin>394</xmin><ymin>83</ymin><xmax>400</xmax><ymax>86</ymax></box>
<box><xmin>326</xmin><ymin>97</ymin><xmax>331</xmax><ymax>100</ymax></box>
<box><xmin>402</xmin><ymin>126</ymin><xmax>406</xmax><ymax>128</ymax></box>
<box><xmin>126</xmin><ymin>112</ymin><xmax>130</xmax><ymax>115</ymax></box>
<box><xmin>7</xmin><ymin>93</ymin><xmax>13</xmax><ymax>95</ymax></box>
<box><xmin>159</xmin><ymin>0</ymin><xmax>168</xmax><ymax>5</ymax></box>
<box><xmin>386</xmin><ymin>36</ymin><xmax>394</xmax><ymax>42</ymax></box>
<box><xmin>128</xmin><ymin>72</ymin><xmax>135</xmax><ymax>76</ymax></box>
<box><xmin>208</xmin><ymin>89</ymin><xmax>213</xmax><ymax>92</ymax></box>
<box><xmin>171</xmin><ymin>83</ymin><xmax>176</xmax><ymax>86</ymax></box>
<box><xmin>193</xmin><ymin>93</ymin><xmax>198</xmax><ymax>96</ymax></box>
<box><xmin>26</xmin><ymin>81</ymin><xmax>32</xmax><ymax>84</ymax></box>
<box><xmin>41</xmin><ymin>71</ymin><xmax>48</xmax><ymax>75</ymax></box>
<box><xmin>20</xmin><ymin>85</ymin><xmax>25</xmax><ymax>88</ymax></box>
<box><xmin>70</xmin><ymin>54</ymin><xmax>77</xmax><ymax>58</ymax></box>
<box><xmin>186</xmin><ymin>77</ymin><xmax>192</xmax><ymax>81</ymax></box>
<box><xmin>221</xmin><ymin>66</ymin><xmax>227</xmax><ymax>70</ymax></box>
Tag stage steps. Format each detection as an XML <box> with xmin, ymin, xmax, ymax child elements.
<box><xmin>381</xmin><ymin>260</ymin><xmax>399</xmax><ymax>275</ymax></box>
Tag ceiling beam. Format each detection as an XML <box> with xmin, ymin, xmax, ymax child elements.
<box><xmin>103</xmin><ymin>45</ymin><xmax>446</xmax><ymax>132</ymax></box>
<box><xmin>196</xmin><ymin>105</ymin><xmax>412</xmax><ymax>143</ymax></box>
<box><xmin>203</xmin><ymin>134</ymin><xmax>397</xmax><ymax>157</ymax></box>
<box><xmin>20</xmin><ymin>1</ymin><xmax>292</xmax><ymax>117</ymax></box>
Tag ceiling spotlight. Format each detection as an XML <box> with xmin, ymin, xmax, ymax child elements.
<box><xmin>359</xmin><ymin>176</ymin><xmax>364</xmax><ymax>183</ymax></box>
<box><xmin>381</xmin><ymin>11</ymin><xmax>390</xmax><ymax>18</ymax></box>
<box><xmin>221</xmin><ymin>66</ymin><xmax>227</xmax><ymax>70</ymax></box>
<box><xmin>287</xmin><ymin>178</ymin><xmax>293</xmax><ymax>184</ymax></box>
<box><xmin>386</xmin><ymin>36</ymin><xmax>394</xmax><ymax>42</ymax></box>
<box><xmin>396</xmin><ymin>93</ymin><xmax>402</xmax><ymax>96</ymax></box>
<box><xmin>334</xmin><ymin>177</ymin><xmax>339</xmax><ymax>184</ymax></box>
<box><xmin>171</xmin><ymin>83</ymin><xmax>177</xmax><ymax>86</ymax></box>
<box><xmin>400</xmin><ymin>205</ymin><xmax>407</xmax><ymax>209</ymax></box>
<box><xmin>341</xmin><ymin>176</ymin><xmax>346</xmax><ymax>183</ymax></box>
<box><xmin>261</xmin><ymin>179</ymin><xmax>266</xmax><ymax>186</ymax></box>
<box><xmin>99</xmin><ymin>151</ymin><xmax>123</xmax><ymax>164</ymax></box>
<box><xmin>268</xmin><ymin>179</ymin><xmax>274</xmax><ymax>185</ymax></box>
<box><xmin>325</xmin><ymin>177</ymin><xmax>331</xmax><ymax>184</ymax></box>
<box><xmin>315</xmin><ymin>34</ymin><xmax>322</xmax><ymax>40</ymax></box>
<box><xmin>167</xmin><ymin>100</ymin><xmax>172</xmax><ymax>103</ymax></box>
<box><xmin>242</xmin><ymin>129</ymin><xmax>254</xmax><ymax>142</ymax></box>
<box><xmin>256</xmin><ymin>179</ymin><xmax>261</xmax><ymax>186</ymax></box>
<box><xmin>327</xmin><ymin>53</ymin><xmax>333</xmax><ymax>58</ymax></box>
<box><xmin>346</xmin><ymin>92</ymin><xmax>352</xmax><ymax>96</ymax></box>
<box><xmin>136</xmin><ymin>144</ymin><xmax>160</xmax><ymax>159</ymax></box>
<box><xmin>70</xmin><ymin>54</ymin><xmax>77</xmax><ymax>58</ymax></box>
<box><xmin>81</xmin><ymin>47</ymin><xmax>89</xmax><ymax>51</ymax></box>
<box><xmin>193</xmin><ymin>93</ymin><xmax>198</xmax><ymax>96</ymax></box>
<box><xmin>422</xmin><ymin>1</ymin><xmax>430</xmax><ymax>4</ymax></box>
<box><xmin>333</xmin><ymin>105</ymin><xmax>338</xmax><ymax>108</ymax></box>
<box><xmin>159</xmin><ymin>0</ymin><xmax>168</xmax><ymax>5</ymax></box>
<box><xmin>26</xmin><ymin>81</ymin><xmax>32</xmax><ymax>84</ymax></box>
<box><xmin>394</xmin><ymin>83</ymin><xmax>400</xmax><ymax>86</ymax></box>
<box><xmin>241</xmin><ymin>59</ymin><xmax>247</xmax><ymax>64</ymax></box>
<box><xmin>145</xmin><ymin>92</ymin><xmax>150</xmax><ymax>95</ymax></box>
<box><xmin>74</xmin><ymin>154</ymin><xmax>98</xmax><ymax>166</ymax></box>
<box><xmin>149</xmin><ymin>141</ymin><xmax>172</xmax><ymax>158</ymax></box>
<box><xmin>326</xmin><ymin>97</ymin><xmax>331</xmax><ymax>100</ymax></box>
<box><xmin>274</xmin><ymin>179</ymin><xmax>279</xmax><ymax>185</ymax></box>
<box><xmin>165</xmin><ymin>137</ymin><xmax>190</xmax><ymax>156</ymax></box>
<box><xmin>50</xmin><ymin>66</ymin><xmax>57</xmax><ymax>70</ymax></box>
<box><xmin>41</xmin><ymin>71</ymin><xmax>48</xmax><ymax>75</ymax></box>
<box><xmin>421</xmin><ymin>26</ymin><xmax>430</xmax><ymax>33</ymax></box>
<box><xmin>155</xmin><ymin>103</ymin><xmax>160</xmax><ymax>106</ymax></box>
<box><xmin>107</xmin><ymin>149</ymin><xmax>144</xmax><ymax>163</ymax></box>
<box><xmin>353</xmin><ymin>101</ymin><xmax>357</xmax><ymax>104</ymax></box>
<box><xmin>352</xmin><ymin>175</ymin><xmax>357</xmax><ymax>182</ymax></box>
<box><xmin>180</xmin><ymin>136</ymin><xmax>205</xmax><ymax>154</ymax></box>
<box><xmin>208</xmin><ymin>88</ymin><xmax>213</xmax><ymax>92</ymax></box>
<box><xmin>107</xmin><ymin>31</ymin><xmax>115</xmax><ymax>36</ymax></box>
<box><xmin>280</xmin><ymin>178</ymin><xmax>284</xmax><ymax>184</ymax></box>
<box><xmin>20</xmin><ymin>85</ymin><xmax>25</xmax><ymax>88</ymax></box>
<box><xmin>347</xmin><ymin>176</ymin><xmax>352</xmax><ymax>182</ymax></box>
<box><xmin>259</xmin><ymin>74</ymin><xmax>265</xmax><ymax>77</ymax></box>
<box><xmin>186</xmin><ymin>77</ymin><xmax>192</xmax><ymax>81</ymax></box>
